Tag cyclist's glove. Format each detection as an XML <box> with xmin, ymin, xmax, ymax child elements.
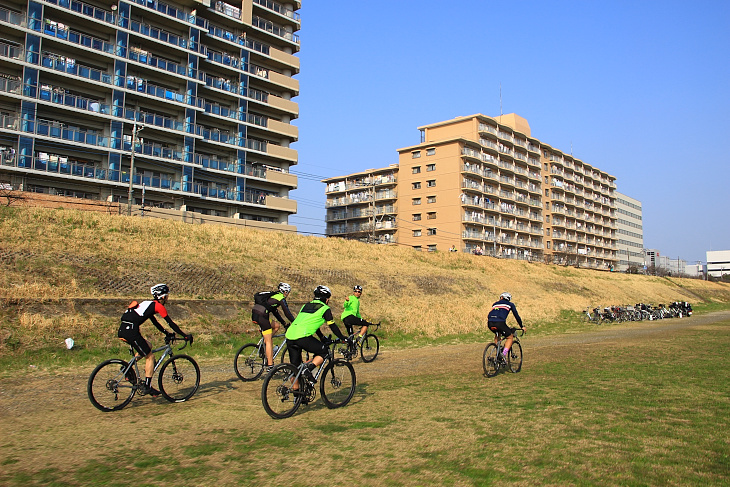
<box><xmin>165</xmin><ymin>332</ymin><xmax>176</xmax><ymax>343</ymax></box>
<box><xmin>186</xmin><ymin>333</ymin><xmax>194</xmax><ymax>344</ymax></box>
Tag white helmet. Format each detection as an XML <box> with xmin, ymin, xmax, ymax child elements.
<box><xmin>151</xmin><ymin>283</ymin><xmax>169</xmax><ymax>300</ymax></box>
<box><xmin>500</xmin><ymin>292</ymin><xmax>512</xmax><ymax>301</ymax></box>
<box><xmin>314</xmin><ymin>285</ymin><xmax>332</xmax><ymax>300</ymax></box>
<box><xmin>278</xmin><ymin>282</ymin><xmax>291</xmax><ymax>293</ymax></box>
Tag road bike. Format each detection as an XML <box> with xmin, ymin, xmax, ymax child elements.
<box><xmin>583</xmin><ymin>307</ymin><xmax>603</xmax><ymax>323</ymax></box>
<box><xmin>87</xmin><ymin>336</ymin><xmax>199</xmax><ymax>411</ymax></box>
<box><xmin>482</xmin><ymin>327</ymin><xmax>524</xmax><ymax>378</ymax></box>
<box><xmin>261</xmin><ymin>338</ymin><xmax>356</xmax><ymax>419</ymax></box>
<box><xmin>338</xmin><ymin>322</ymin><xmax>381</xmax><ymax>363</ymax></box>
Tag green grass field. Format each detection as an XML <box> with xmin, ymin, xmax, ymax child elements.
<box><xmin>1</xmin><ymin>315</ymin><xmax>728</xmax><ymax>486</ymax></box>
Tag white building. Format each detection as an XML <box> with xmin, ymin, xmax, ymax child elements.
<box><xmin>615</xmin><ymin>192</ymin><xmax>643</xmax><ymax>272</ymax></box>
<box><xmin>707</xmin><ymin>250</ymin><xmax>730</xmax><ymax>278</ymax></box>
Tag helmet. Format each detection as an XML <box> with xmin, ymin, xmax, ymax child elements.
<box><xmin>151</xmin><ymin>283</ymin><xmax>170</xmax><ymax>300</ymax></box>
<box><xmin>278</xmin><ymin>282</ymin><xmax>291</xmax><ymax>294</ymax></box>
<box><xmin>353</xmin><ymin>285</ymin><xmax>363</xmax><ymax>292</ymax></box>
<box><xmin>313</xmin><ymin>285</ymin><xmax>332</xmax><ymax>300</ymax></box>
<box><xmin>500</xmin><ymin>292</ymin><xmax>512</xmax><ymax>301</ymax></box>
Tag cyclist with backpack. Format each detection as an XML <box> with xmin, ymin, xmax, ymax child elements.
<box><xmin>342</xmin><ymin>285</ymin><xmax>375</xmax><ymax>342</ymax></box>
<box><xmin>487</xmin><ymin>292</ymin><xmax>526</xmax><ymax>364</ymax></box>
<box><xmin>117</xmin><ymin>284</ymin><xmax>193</xmax><ymax>396</ymax></box>
<box><xmin>252</xmin><ymin>283</ymin><xmax>296</xmax><ymax>371</ymax></box>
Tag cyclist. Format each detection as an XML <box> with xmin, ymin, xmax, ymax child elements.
<box><xmin>252</xmin><ymin>282</ymin><xmax>296</xmax><ymax>371</ymax></box>
<box><xmin>285</xmin><ymin>285</ymin><xmax>347</xmax><ymax>383</ymax></box>
<box><xmin>341</xmin><ymin>285</ymin><xmax>375</xmax><ymax>342</ymax></box>
<box><xmin>487</xmin><ymin>292</ymin><xmax>525</xmax><ymax>363</ymax></box>
<box><xmin>117</xmin><ymin>284</ymin><xmax>193</xmax><ymax>396</ymax></box>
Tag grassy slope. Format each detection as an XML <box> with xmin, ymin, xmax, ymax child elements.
<box><xmin>1</xmin><ymin>206</ymin><xmax>729</xmax><ymax>356</ymax></box>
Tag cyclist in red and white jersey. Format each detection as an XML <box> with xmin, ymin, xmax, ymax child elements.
<box><xmin>118</xmin><ymin>283</ymin><xmax>192</xmax><ymax>396</ymax></box>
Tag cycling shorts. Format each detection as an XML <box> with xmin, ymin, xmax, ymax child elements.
<box><xmin>286</xmin><ymin>336</ymin><xmax>328</xmax><ymax>368</ymax></box>
<box><xmin>488</xmin><ymin>321</ymin><xmax>513</xmax><ymax>338</ymax></box>
<box><xmin>118</xmin><ymin>323</ymin><xmax>152</xmax><ymax>356</ymax></box>
<box><xmin>252</xmin><ymin>311</ymin><xmax>274</xmax><ymax>335</ymax></box>
<box><xmin>342</xmin><ymin>315</ymin><xmax>368</xmax><ymax>335</ymax></box>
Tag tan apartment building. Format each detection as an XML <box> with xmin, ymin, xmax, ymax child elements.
<box><xmin>0</xmin><ymin>0</ymin><xmax>300</xmax><ymax>231</ymax></box>
<box><xmin>324</xmin><ymin>113</ymin><xmax>618</xmax><ymax>270</ymax></box>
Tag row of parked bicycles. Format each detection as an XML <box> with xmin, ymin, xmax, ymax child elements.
<box><xmin>583</xmin><ymin>302</ymin><xmax>693</xmax><ymax>323</ymax></box>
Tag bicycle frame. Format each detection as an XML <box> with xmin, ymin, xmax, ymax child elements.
<box><xmin>255</xmin><ymin>332</ymin><xmax>287</xmax><ymax>359</ymax></box>
<box><xmin>124</xmin><ymin>339</ymin><xmax>185</xmax><ymax>383</ymax></box>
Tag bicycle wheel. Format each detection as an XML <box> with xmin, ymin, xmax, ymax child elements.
<box><xmin>262</xmin><ymin>363</ymin><xmax>302</xmax><ymax>419</ymax></box>
<box><xmin>360</xmin><ymin>334</ymin><xmax>380</xmax><ymax>363</ymax></box>
<box><xmin>88</xmin><ymin>359</ymin><xmax>136</xmax><ymax>412</ymax></box>
<box><xmin>234</xmin><ymin>343</ymin><xmax>265</xmax><ymax>381</ymax></box>
<box><xmin>158</xmin><ymin>355</ymin><xmax>200</xmax><ymax>403</ymax></box>
<box><xmin>482</xmin><ymin>343</ymin><xmax>499</xmax><ymax>377</ymax></box>
<box><xmin>320</xmin><ymin>359</ymin><xmax>356</xmax><ymax>409</ymax></box>
<box><xmin>508</xmin><ymin>341</ymin><xmax>523</xmax><ymax>373</ymax></box>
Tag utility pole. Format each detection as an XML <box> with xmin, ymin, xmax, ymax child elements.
<box><xmin>127</xmin><ymin>121</ymin><xmax>144</xmax><ymax>216</ymax></box>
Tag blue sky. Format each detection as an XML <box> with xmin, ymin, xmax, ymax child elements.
<box><xmin>288</xmin><ymin>0</ymin><xmax>729</xmax><ymax>264</ymax></box>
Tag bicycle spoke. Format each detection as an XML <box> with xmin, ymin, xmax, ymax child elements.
<box><xmin>234</xmin><ymin>343</ymin><xmax>264</xmax><ymax>381</ymax></box>
<box><xmin>320</xmin><ymin>360</ymin><xmax>356</xmax><ymax>409</ymax></box>
<box><xmin>262</xmin><ymin>364</ymin><xmax>302</xmax><ymax>419</ymax></box>
<box><xmin>159</xmin><ymin>355</ymin><xmax>200</xmax><ymax>403</ymax></box>
<box><xmin>88</xmin><ymin>359</ymin><xmax>136</xmax><ymax>411</ymax></box>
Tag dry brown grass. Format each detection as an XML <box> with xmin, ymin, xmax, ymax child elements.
<box><xmin>2</xmin><ymin>206</ymin><xmax>729</xmax><ymax>338</ymax></box>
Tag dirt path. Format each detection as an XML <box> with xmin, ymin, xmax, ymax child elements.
<box><xmin>1</xmin><ymin>311</ymin><xmax>728</xmax><ymax>419</ymax></box>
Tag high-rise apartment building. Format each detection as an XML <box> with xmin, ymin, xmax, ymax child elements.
<box><xmin>0</xmin><ymin>0</ymin><xmax>300</xmax><ymax>230</ymax></box>
<box><xmin>615</xmin><ymin>192</ymin><xmax>644</xmax><ymax>271</ymax></box>
<box><xmin>323</xmin><ymin>113</ymin><xmax>618</xmax><ymax>270</ymax></box>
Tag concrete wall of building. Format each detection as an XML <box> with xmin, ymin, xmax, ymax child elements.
<box><xmin>707</xmin><ymin>250</ymin><xmax>730</xmax><ymax>277</ymax></box>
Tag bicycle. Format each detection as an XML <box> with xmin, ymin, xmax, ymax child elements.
<box><xmin>482</xmin><ymin>327</ymin><xmax>524</xmax><ymax>377</ymax></box>
<box><xmin>338</xmin><ymin>322</ymin><xmax>381</xmax><ymax>363</ymax></box>
<box><xmin>261</xmin><ymin>338</ymin><xmax>356</xmax><ymax>419</ymax></box>
<box><xmin>234</xmin><ymin>332</ymin><xmax>308</xmax><ymax>381</ymax></box>
<box><xmin>583</xmin><ymin>307</ymin><xmax>602</xmax><ymax>323</ymax></box>
<box><xmin>87</xmin><ymin>336</ymin><xmax>200</xmax><ymax>412</ymax></box>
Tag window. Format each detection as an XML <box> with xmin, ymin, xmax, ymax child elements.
<box><xmin>427</xmin><ymin>195</ymin><xmax>436</xmax><ymax>204</ymax></box>
<box><xmin>413</xmin><ymin>229</ymin><xmax>422</xmax><ymax>237</ymax></box>
<box><xmin>412</xmin><ymin>151</ymin><xmax>421</xmax><ymax>159</ymax></box>
<box><xmin>546</xmin><ymin>241</ymin><xmax>551</xmax><ymax>249</ymax></box>
<box><xmin>426</xmin><ymin>148</ymin><xmax>436</xmax><ymax>156</ymax></box>
<box><xmin>412</xmin><ymin>213</ymin><xmax>421</xmax><ymax>221</ymax></box>
<box><xmin>426</xmin><ymin>163</ymin><xmax>436</xmax><ymax>171</ymax></box>
<box><xmin>427</xmin><ymin>180</ymin><xmax>436</xmax><ymax>187</ymax></box>
<box><xmin>427</xmin><ymin>228</ymin><xmax>437</xmax><ymax>236</ymax></box>
<box><xmin>412</xmin><ymin>198</ymin><xmax>421</xmax><ymax>205</ymax></box>
<box><xmin>413</xmin><ymin>246</ymin><xmax>422</xmax><ymax>251</ymax></box>
<box><xmin>427</xmin><ymin>212</ymin><xmax>436</xmax><ymax>220</ymax></box>
<box><xmin>412</xmin><ymin>182</ymin><xmax>421</xmax><ymax>189</ymax></box>
<box><xmin>428</xmin><ymin>244</ymin><xmax>437</xmax><ymax>252</ymax></box>
<box><xmin>412</xmin><ymin>166</ymin><xmax>421</xmax><ymax>174</ymax></box>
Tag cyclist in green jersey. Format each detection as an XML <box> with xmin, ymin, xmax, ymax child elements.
<box><xmin>285</xmin><ymin>285</ymin><xmax>348</xmax><ymax>382</ymax></box>
<box><xmin>342</xmin><ymin>285</ymin><xmax>375</xmax><ymax>342</ymax></box>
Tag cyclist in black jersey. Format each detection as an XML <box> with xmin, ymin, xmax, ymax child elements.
<box><xmin>487</xmin><ymin>292</ymin><xmax>525</xmax><ymax>363</ymax></box>
<box><xmin>117</xmin><ymin>284</ymin><xmax>192</xmax><ymax>396</ymax></box>
<box><xmin>252</xmin><ymin>282</ymin><xmax>296</xmax><ymax>371</ymax></box>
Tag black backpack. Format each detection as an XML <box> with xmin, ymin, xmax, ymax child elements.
<box><xmin>254</xmin><ymin>291</ymin><xmax>276</xmax><ymax>306</ymax></box>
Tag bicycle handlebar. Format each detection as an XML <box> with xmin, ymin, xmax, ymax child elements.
<box><xmin>165</xmin><ymin>335</ymin><xmax>191</xmax><ymax>351</ymax></box>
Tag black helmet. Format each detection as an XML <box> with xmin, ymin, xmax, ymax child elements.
<box><xmin>313</xmin><ymin>285</ymin><xmax>332</xmax><ymax>300</ymax></box>
<box><xmin>151</xmin><ymin>283</ymin><xmax>169</xmax><ymax>300</ymax></box>
<box><xmin>353</xmin><ymin>285</ymin><xmax>363</xmax><ymax>292</ymax></box>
